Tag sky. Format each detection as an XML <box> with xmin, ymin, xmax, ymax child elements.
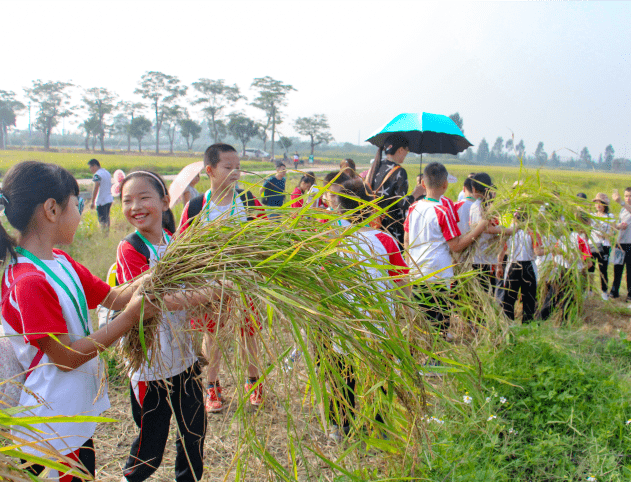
<box><xmin>3</xmin><ymin>0</ymin><xmax>630</xmax><ymax>159</ymax></box>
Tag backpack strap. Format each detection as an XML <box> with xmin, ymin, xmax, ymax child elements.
<box><xmin>236</xmin><ymin>188</ymin><xmax>257</xmax><ymax>221</ymax></box>
<box><xmin>187</xmin><ymin>194</ymin><xmax>205</xmax><ymax>220</ymax></box>
<box><xmin>123</xmin><ymin>233</ymin><xmax>151</xmax><ymax>264</ymax></box>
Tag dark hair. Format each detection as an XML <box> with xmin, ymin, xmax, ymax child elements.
<box><xmin>324</xmin><ymin>171</ymin><xmax>350</xmax><ymax>185</ymax></box>
<box><xmin>576</xmin><ymin>192</ymin><xmax>587</xmax><ymax>199</ymax></box>
<box><xmin>625</xmin><ymin>187</ymin><xmax>631</xmax><ymax>193</ymax></box>
<box><xmin>468</xmin><ymin>172</ymin><xmax>476</xmax><ymax>178</ymax></box>
<box><xmin>296</xmin><ymin>175</ymin><xmax>315</xmax><ymax>192</ymax></box>
<box><xmin>276</xmin><ymin>162</ymin><xmax>286</xmax><ymax>169</ymax></box>
<box><xmin>339</xmin><ymin>178</ymin><xmax>373</xmax><ymax>223</ymax></box>
<box><xmin>365</xmin><ymin>134</ymin><xmax>410</xmax><ymax>188</ymax></box>
<box><xmin>87</xmin><ymin>158</ymin><xmax>100</xmax><ymax>168</ymax></box>
<box><xmin>423</xmin><ymin>162</ymin><xmax>448</xmax><ymax>189</ymax></box>
<box><xmin>120</xmin><ymin>171</ymin><xmax>175</xmax><ymax>232</ymax></box>
<box><xmin>0</xmin><ymin>161</ymin><xmax>79</xmax><ymax>263</ymax></box>
<box><xmin>341</xmin><ymin>158</ymin><xmax>357</xmax><ymax>177</ymax></box>
<box><xmin>471</xmin><ymin>172</ymin><xmax>493</xmax><ymax>197</ymax></box>
<box><xmin>203</xmin><ymin>143</ymin><xmax>237</xmax><ymax>168</ymax></box>
<box><xmin>463</xmin><ymin>177</ymin><xmax>474</xmax><ymax>192</ymax></box>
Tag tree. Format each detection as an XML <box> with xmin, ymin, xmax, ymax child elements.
<box><xmin>462</xmin><ymin>147</ymin><xmax>474</xmax><ymax>163</ymax></box>
<box><xmin>491</xmin><ymin>137</ymin><xmax>504</xmax><ymax>163</ymax></box>
<box><xmin>515</xmin><ymin>139</ymin><xmax>526</xmax><ymax>159</ymax></box>
<box><xmin>162</xmin><ymin>105</ymin><xmax>185</xmax><ymax>154</ymax></box>
<box><xmin>82</xmin><ymin>87</ymin><xmax>117</xmax><ymax>152</ymax></box>
<box><xmin>117</xmin><ymin>101</ymin><xmax>144</xmax><ymax>151</ymax></box>
<box><xmin>80</xmin><ymin>116</ymin><xmax>100</xmax><ymax>150</ymax></box>
<box><xmin>549</xmin><ymin>151</ymin><xmax>560</xmax><ymax>167</ymax></box>
<box><xmin>192</xmin><ymin>79</ymin><xmax>243</xmax><ymax>144</ymax></box>
<box><xmin>0</xmin><ymin>90</ymin><xmax>25</xmax><ymax>149</ymax></box>
<box><xmin>129</xmin><ymin>116</ymin><xmax>152</xmax><ymax>153</ymax></box>
<box><xmin>293</xmin><ymin>114</ymin><xmax>334</xmax><ymax>156</ymax></box>
<box><xmin>278</xmin><ymin>136</ymin><xmax>293</xmax><ymax>153</ymax></box>
<box><xmin>505</xmin><ymin>138</ymin><xmax>514</xmax><ymax>154</ymax></box>
<box><xmin>604</xmin><ymin>144</ymin><xmax>615</xmax><ymax>170</ymax></box>
<box><xmin>250</xmin><ymin>76</ymin><xmax>296</xmax><ymax>158</ymax></box>
<box><xmin>24</xmin><ymin>80</ymin><xmax>73</xmax><ymax>150</ymax></box>
<box><xmin>476</xmin><ymin>138</ymin><xmax>490</xmax><ymax>164</ymax></box>
<box><xmin>448</xmin><ymin>112</ymin><xmax>464</xmax><ymax>134</ymax></box>
<box><xmin>179</xmin><ymin>118</ymin><xmax>202</xmax><ymax>151</ymax></box>
<box><xmin>135</xmin><ymin>71</ymin><xmax>187</xmax><ymax>154</ymax></box>
<box><xmin>227</xmin><ymin>113</ymin><xmax>260</xmax><ymax>155</ymax></box>
<box><xmin>534</xmin><ymin>142</ymin><xmax>547</xmax><ymax>166</ymax></box>
<box><xmin>579</xmin><ymin>147</ymin><xmax>592</xmax><ymax>167</ymax></box>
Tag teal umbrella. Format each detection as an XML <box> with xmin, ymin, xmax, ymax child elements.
<box><xmin>366</xmin><ymin>112</ymin><xmax>472</xmax><ymax>172</ymax></box>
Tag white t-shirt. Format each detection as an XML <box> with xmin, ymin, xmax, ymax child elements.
<box><xmin>456</xmin><ymin>198</ymin><xmax>475</xmax><ymax>235</ymax></box>
<box><xmin>617</xmin><ymin>209</ymin><xmax>631</xmax><ymax>244</ymax></box>
<box><xmin>1</xmin><ymin>251</ymin><xmax>111</xmax><ymax>456</ymax></box>
<box><xmin>469</xmin><ymin>199</ymin><xmax>497</xmax><ymax>265</ymax></box>
<box><xmin>93</xmin><ymin>167</ymin><xmax>113</xmax><ymax>206</ymax></box>
<box><xmin>116</xmin><ymin>236</ymin><xmax>196</xmax><ymax>382</ymax></box>
<box><xmin>507</xmin><ymin>229</ymin><xmax>536</xmax><ymax>264</ymax></box>
<box><xmin>405</xmin><ymin>199</ymin><xmax>460</xmax><ymax>281</ymax></box>
<box><xmin>592</xmin><ymin>213</ymin><xmax>614</xmax><ymax>247</ymax></box>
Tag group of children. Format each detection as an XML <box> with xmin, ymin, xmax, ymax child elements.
<box><xmin>0</xmin><ymin>144</ymin><xmax>610</xmax><ymax>480</ymax></box>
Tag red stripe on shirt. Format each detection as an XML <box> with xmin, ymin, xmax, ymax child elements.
<box><xmin>374</xmin><ymin>231</ymin><xmax>409</xmax><ymax>278</ymax></box>
<box><xmin>435</xmin><ymin>205</ymin><xmax>461</xmax><ymax>241</ymax></box>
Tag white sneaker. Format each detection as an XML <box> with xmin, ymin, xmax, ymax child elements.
<box><xmin>601</xmin><ymin>292</ymin><xmax>609</xmax><ymax>301</ymax></box>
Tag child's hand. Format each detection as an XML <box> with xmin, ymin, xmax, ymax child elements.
<box><xmin>126</xmin><ymin>291</ymin><xmax>160</xmax><ymax>321</ymax></box>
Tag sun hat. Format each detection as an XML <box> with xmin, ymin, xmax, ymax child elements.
<box><xmin>592</xmin><ymin>192</ymin><xmax>609</xmax><ymax>204</ymax></box>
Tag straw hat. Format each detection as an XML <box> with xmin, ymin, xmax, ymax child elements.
<box><xmin>592</xmin><ymin>192</ymin><xmax>609</xmax><ymax>204</ymax></box>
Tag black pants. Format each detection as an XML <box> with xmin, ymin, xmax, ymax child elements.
<box><xmin>592</xmin><ymin>246</ymin><xmax>611</xmax><ymax>292</ymax></box>
<box><xmin>413</xmin><ymin>285</ymin><xmax>450</xmax><ymax>331</ymax></box>
<box><xmin>502</xmin><ymin>261</ymin><xmax>537</xmax><ymax>322</ymax></box>
<box><xmin>96</xmin><ymin>202</ymin><xmax>112</xmax><ymax>228</ymax></box>
<box><xmin>472</xmin><ymin>264</ymin><xmax>494</xmax><ymax>293</ymax></box>
<box><xmin>24</xmin><ymin>438</ymin><xmax>95</xmax><ymax>481</ymax></box>
<box><xmin>611</xmin><ymin>244</ymin><xmax>631</xmax><ymax>297</ymax></box>
<box><xmin>123</xmin><ymin>363</ymin><xmax>206</xmax><ymax>482</ymax></box>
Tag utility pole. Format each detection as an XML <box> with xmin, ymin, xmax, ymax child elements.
<box><xmin>270</xmin><ymin>103</ymin><xmax>276</xmax><ymax>160</ymax></box>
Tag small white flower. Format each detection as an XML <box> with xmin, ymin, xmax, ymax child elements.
<box><xmin>428</xmin><ymin>416</ymin><xmax>444</xmax><ymax>425</ymax></box>
<box><xmin>500</xmin><ymin>397</ymin><xmax>507</xmax><ymax>404</ymax></box>
<box><xmin>508</xmin><ymin>428</ymin><xmax>517</xmax><ymax>435</ymax></box>
<box><xmin>463</xmin><ymin>395</ymin><xmax>472</xmax><ymax>404</ymax></box>
<box><xmin>587</xmin><ymin>476</ymin><xmax>596</xmax><ymax>482</ymax></box>
<box><xmin>486</xmin><ymin>397</ymin><xmax>491</xmax><ymax>402</ymax></box>
<box><xmin>487</xmin><ymin>415</ymin><xmax>497</xmax><ymax>421</ymax></box>
<box><xmin>626</xmin><ymin>419</ymin><xmax>631</xmax><ymax>425</ymax></box>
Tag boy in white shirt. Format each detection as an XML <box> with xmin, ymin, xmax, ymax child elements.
<box><xmin>404</xmin><ymin>162</ymin><xmax>487</xmax><ymax>331</ymax></box>
<box><xmin>88</xmin><ymin>158</ymin><xmax>113</xmax><ymax>233</ymax></box>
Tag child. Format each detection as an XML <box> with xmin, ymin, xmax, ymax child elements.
<box><xmin>179</xmin><ymin>143</ymin><xmax>265</xmax><ymax>413</ymax></box>
<box><xmin>326</xmin><ymin>177</ymin><xmax>409</xmax><ymax>441</ymax></box>
<box><xmin>118</xmin><ymin>171</ymin><xmax>220</xmax><ymax>481</ymax></box>
<box><xmin>322</xmin><ymin>171</ymin><xmax>350</xmax><ymax>213</ymax></box>
<box><xmin>468</xmin><ymin>172</ymin><xmax>511</xmax><ymax>293</ymax></box>
<box><xmin>497</xmin><ymin>213</ymin><xmax>543</xmax><ymax>323</ymax></box>
<box><xmin>455</xmin><ymin>176</ymin><xmax>475</xmax><ymax>235</ymax></box>
<box><xmin>404</xmin><ymin>162</ymin><xmax>487</xmax><ymax>331</ymax></box>
<box><xmin>591</xmin><ymin>193</ymin><xmax>614</xmax><ymax>300</ymax></box>
<box><xmin>290</xmin><ymin>174</ymin><xmax>316</xmax><ymax>208</ymax></box>
<box><xmin>260</xmin><ymin>163</ymin><xmax>287</xmax><ymax>208</ymax></box>
<box><xmin>0</xmin><ymin>161</ymin><xmax>153</xmax><ymax>480</ymax></box>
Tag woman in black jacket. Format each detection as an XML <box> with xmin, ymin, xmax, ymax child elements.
<box><xmin>365</xmin><ymin>134</ymin><xmax>425</xmax><ymax>247</ymax></box>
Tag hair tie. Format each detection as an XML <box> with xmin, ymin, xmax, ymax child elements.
<box><xmin>127</xmin><ymin>171</ymin><xmax>167</xmax><ymax>197</ymax></box>
<box><xmin>0</xmin><ymin>191</ymin><xmax>9</xmax><ymax>207</ymax></box>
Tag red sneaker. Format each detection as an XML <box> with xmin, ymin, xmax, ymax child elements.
<box><xmin>205</xmin><ymin>382</ymin><xmax>223</xmax><ymax>413</ymax></box>
<box><xmin>244</xmin><ymin>378</ymin><xmax>263</xmax><ymax>407</ymax></box>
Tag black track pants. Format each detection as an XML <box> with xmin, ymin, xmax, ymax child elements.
<box><xmin>502</xmin><ymin>261</ymin><xmax>537</xmax><ymax>322</ymax></box>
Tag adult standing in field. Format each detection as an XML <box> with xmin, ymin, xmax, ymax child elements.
<box><xmin>610</xmin><ymin>188</ymin><xmax>631</xmax><ymax>300</ymax></box>
<box><xmin>293</xmin><ymin>152</ymin><xmax>300</xmax><ymax>170</ymax></box>
<box><xmin>364</xmin><ymin>134</ymin><xmax>425</xmax><ymax>248</ymax></box>
<box><xmin>260</xmin><ymin>163</ymin><xmax>287</xmax><ymax>211</ymax></box>
<box><xmin>591</xmin><ymin>193</ymin><xmax>615</xmax><ymax>300</ymax></box>
<box><xmin>88</xmin><ymin>159</ymin><xmax>113</xmax><ymax>234</ymax></box>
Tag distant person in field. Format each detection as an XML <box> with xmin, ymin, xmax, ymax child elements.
<box><xmin>293</xmin><ymin>152</ymin><xmax>300</xmax><ymax>170</ymax></box>
<box><xmin>260</xmin><ymin>163</ymin><xmax>287</xmax><ymax>209</ymax></box>
<box><xmin>88</xmin><ymin>159</ymin><xmax>113</xmax><ymax>233</ymax></box>
<box><xmin>290</xmin><ymin>175</ymin><xmax>316</xmax><ymax>208</ymax></box>
<box><xmin>610</xmin><ymin>188</ymin><xmax>631</xmax><ymax>300</ymax></box>
<box><xmin>364</xmin><ymin>134</ymin><xmax>425</xmax><ymax>248</ymax></box>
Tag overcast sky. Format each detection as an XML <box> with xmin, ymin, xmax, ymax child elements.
<box><xmin>4</xmin><ymin>0</ymin><xmax>630</xmax><ymax>159</ymax></box>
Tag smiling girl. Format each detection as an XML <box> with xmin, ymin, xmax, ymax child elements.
<box><xmin>178</xmin><ymin>143</ymin><xmax>265</xmax><ymax>414</ymax></box>
<box><xmin>116</xmin><ymin>170</ymin><xmax>228</xmax><ymax>481</ymax></box>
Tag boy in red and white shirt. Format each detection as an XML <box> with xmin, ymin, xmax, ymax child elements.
<box><xmin>404</xmin><ymin>162</ymin><xmax>487</xmax><ymax>329</ymax></box>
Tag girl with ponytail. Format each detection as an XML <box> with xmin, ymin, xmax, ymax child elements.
<box><xmin>0</xmin><ymin>161</ymin><xmax>156</xmax><ymax>479</ymax></box>
<box><xmin>364</xmin><ymin>134</ymin><xmax>425</xmax><ymax>247</ymax></box>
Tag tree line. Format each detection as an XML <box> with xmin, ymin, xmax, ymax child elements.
<box><xmin>0</xmin><ymin>73</ymin><xmax>334</xmax><ymax>157</ymax></box>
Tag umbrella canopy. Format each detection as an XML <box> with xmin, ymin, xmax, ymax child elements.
<box><xmin>366</xmin><ymin>112</ymin><xmax>472</xmax><ymax>155</ymax></box>
<box><xmin>168</xmin><ymin>161</ymin><xmax>205</xmax><ymax>208</ymax></box>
